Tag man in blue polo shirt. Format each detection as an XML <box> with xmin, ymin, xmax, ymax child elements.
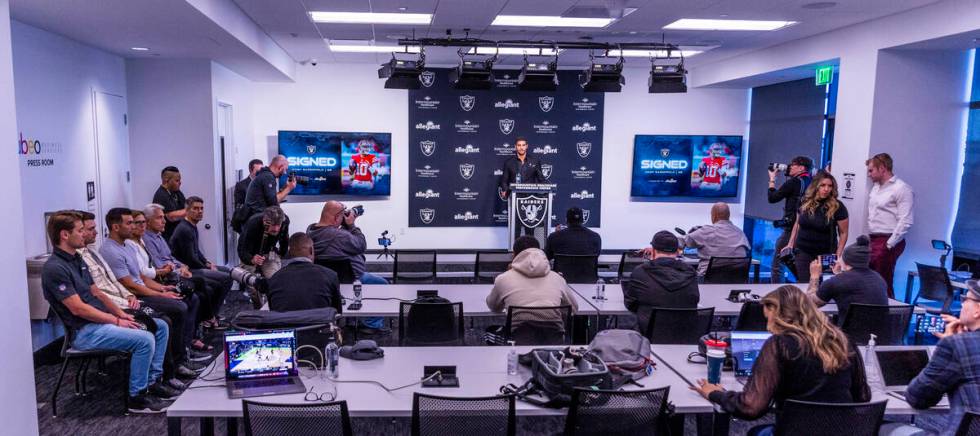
<box><xmin>42</xmin><ymin>210</ymin><xmax>172</xmax><ymax>413</ymax></box>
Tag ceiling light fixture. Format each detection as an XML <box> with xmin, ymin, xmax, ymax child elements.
<box><xmin>378</xmin><ymin>50</ymin><xmax>426</xmax><ymax>89</ymax></box>
<box><xmin>518</xmin><ymin>51</ymin><xmax>559</xmax><ymax>91</ymax></box>
<box><xmin>608</xmin><ymin>49</ymin><xmax>703</xmax><ymax>58</ymax></box>
<box><xmin>580</xmin><ymin>52</ymin><xmax>624</xmax><ymax>93</ymax></box>
<box><xmin>491</xmin><ymin>15</ymin><xmax>614</xmax><ymax>28</ymax></box>
<box><xmin>310</xmin><ymin>11</ymin><xmax>432</xmax><ymax>25</ymax></box>
<box><xmin>466</xmin><ymin>47</ymin><xmax>560</xmax><ymax>56</ymax></box>
<box><xmin>663</xmin><ymin>18</ymin><xmax>797</xmax><ymax>31</ymax></box>
<box><xmin>328</xmin><ymin>41</ymin><xmax>421</xmax><ymax>53</ymax></box>
<box><xmin>131</xmin><ymin>47</ymin><xmax>150</xmax><ymax>51</ymax></box>
<box><xmin>648</xmin><ymin>53</ymin><xmax>687</xmax><ymax>94</ymax></box>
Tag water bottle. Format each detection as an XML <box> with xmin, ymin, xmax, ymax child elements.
<box><xmin>353</xmin><ymin>279</ymin><xmax>363</xmax><ymax>304</ymax></box>
<box><xmin>326</xmin><ymin>342</ymin><xmax>340</xmax><ymax>378</ymax></box>
<box><xmin>594</xmin><ymin>278</ymin><xmax>606</xmax><ymax>300</ymax></box>
<box><xmin>864</xmin><ymin>334</ymin><xmax>884</xmax><ymax>391</ymax></box>
<box><xmin>507</xmin><ymin>341</ymin><xmax>518</xmax><ymax>375</ymax></box>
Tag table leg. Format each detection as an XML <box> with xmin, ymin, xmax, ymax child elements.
<box><xmin>753</xmin><ymin>263</ymin><xmax>760</xmax><ymax>284</ymax></box>
<box><xmin>201</xmin><ymin>417</ymin><xmax>215</xmax><ymax>436</ymax></box>
<box><xmin>167</xmin><ymin>417</ymin><xmax>182</xmax><ymax>436</ymax></box>
<box><xmin>905</xmin><ymin>271</ymin><xmax>915</xmax><ymax>304</ymax></box>
<box><xmin>695</xmin><ymin>412</ymin><xmax>730</xmax><ymax>436</ymax></box>
<box><xmin>226</xmin><ymin>417</ymin><xmax>238</xmax><ymax>436</ymax></box>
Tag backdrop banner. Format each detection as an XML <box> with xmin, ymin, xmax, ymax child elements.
<box><xmin>408</xmin><ymin>69</ymin><xmax>604</xmax><ymax>227</ymax></box>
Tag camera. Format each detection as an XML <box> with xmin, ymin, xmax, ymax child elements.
<box><xmin>309</xmin><ymin>58</ymin><xmax>318</xmax><ymax>66</ymax></box>
<box><xmin>378</xmin><ymin>230</ymin><xmax>392</xmax><ymax>247</ymax></box>
<box><xmin>768</xmin><ymin>162</ymin><xmax>788</xmax><ymax>172</ymax></box>
<box><xmin>346</xmin><ymin>204</ymin><xmax>365</xmax><ymax>217</ymax></box>
<box><xmin>229</xmin><ymin>266</ymin><xmax>267</xmax><ymax>291</ymax></box>
<box><xmin>287</xmin><ymin>172</ymin><xmax>311</xmax><ymax>186</ymax></box>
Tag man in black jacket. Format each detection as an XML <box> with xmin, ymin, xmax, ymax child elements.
<box><xmin>498</xmin><ymin>137</ymin><xmax>545</xmax><ymax>199</ymax></box>
<box><xmin>233</xmin><ymin>159</ymin><xmax>263</xmax><ymax>210</ymax></box>
<box><xmin>267</xmin><ymin>233</ymin><xmax>342</xmax><ymax>313</ymax></box>
<box><xmin>237</xmin><ymin>205</ymin><xmax>289</xmax><ymax>278</ymax></box>
<box><xmin>544</xmin><ymin>207</ymin><xmax>601</xmax><ymax>260</ymax></box>
<box><xmin>169</xmin><ymin>196</ymin><xmax>232</xmax><ymax>328</ymax></box>
<box><xmin>624</xmin><ymin>231</ymin><xmax>700</xmax><ymax>334</ymax></box>
<box><xmin>243</xmin><ymin>155</ymin><xmax>295</xmax><ymax>218</ymax></box>
<box><xmin>767</xmin><ymin>155</ymin><xmax>813</xmax><ymax>283</ymax></box>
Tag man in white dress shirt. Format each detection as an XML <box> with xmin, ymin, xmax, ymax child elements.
<box><xmin>866</xmin><ymin>153</ymin><xmax>914</xmax><ymax>298</ymax></box>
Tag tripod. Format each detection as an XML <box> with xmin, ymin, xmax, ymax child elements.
<box><xmin>377</xmin><ymin>245</ymin><xmax>393</xmax><ymax>260</ymax></box>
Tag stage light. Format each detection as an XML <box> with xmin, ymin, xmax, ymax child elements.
<box><xmin>648</xmin><ymin>63</ymin><xmax>687</xmax><ymax>93</ymax></box>
<box><xmin>579</xmin><ymin>54</ymin><xmax>624</xmax><ymax>92</ymax></box>
<box><xmin>518</xmin><ymin>55</ymin><xmax>558</xmax><ymax>91</ymax></box>
<box><xmin>378</xmin><ymin>51</ymin><xmax>425</xmax><ymax>89</ymax></box>
<box><xmin>449</xmin><ymin>51</ymin><xmax>496</xmax><ymax>90</ymax></box>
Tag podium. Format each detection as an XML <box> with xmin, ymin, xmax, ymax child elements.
<box><xmin>507</xmin><ymin>183</ymin><xmax>556</xmax><ymax>249</ymax></box>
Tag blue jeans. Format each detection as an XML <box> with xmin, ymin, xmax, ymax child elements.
<box><xmin>74</xmin><ymin>319</ymin><xmax>168</xmax><ymax>396</ymax></box>
<box><xmin>357</xmin><ymin>272</ymin><xmax>388</xmax><ymax>328</ymax></box>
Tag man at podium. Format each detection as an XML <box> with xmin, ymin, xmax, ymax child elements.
<box><xmin>498</xmin><ymin>137</ymin><xmax>545</xmax><ymax>199</ymax></box>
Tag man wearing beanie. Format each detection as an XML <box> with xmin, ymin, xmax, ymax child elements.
<box><xmin>625</xmin><ymin>230</ymin><xmax>700</xmax><ymax>334</ymax></box>
<box><xmin>806</xmin><ymin>235</ymin><xmax>887</xmax><ymax>321</ymax></box>
<box><xmin>544</xmin><ymin>207</ymin><xmax>602</xmax><ymax>260</ymax></box>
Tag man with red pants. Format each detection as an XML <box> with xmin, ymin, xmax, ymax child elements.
<box><xmin>866</xmin><ymin>153</ymin><xmax>914</xmax><ymax>299</ymax></box>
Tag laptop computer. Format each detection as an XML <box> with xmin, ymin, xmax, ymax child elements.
<box><xmin>224</xmin><ymin>329</ymin><xmax>306</xmax><ymax>399</ymax></box>
<box><xmin>730</xmin><ymin>331</ymin><xmax>773</xmax><ymax>384</ymax></box>
<box><xmin>875</xmin><ymin>347</ymin><xmax>931</xmax><ymax>396</ymax></box>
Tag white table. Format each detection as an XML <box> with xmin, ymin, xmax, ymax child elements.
<box><xmin>166</xmin><ymin>345</ymin><xmax>696</xmax><ymax>435</ymax></box>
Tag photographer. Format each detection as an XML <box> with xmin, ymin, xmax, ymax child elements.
<box><xmin>237</xmin><ymin>206</ymin><xmax>289</xmax><ymax>278</ymax></box>
<box><xmin>242</xmin><ymin>155</ymin><xmax>296</xmax><ymax>219</ymax></box>
<box><xmin>767</xmin><ymin>156</ymin><xmax>813</xmax><ymax>283</ymax></box>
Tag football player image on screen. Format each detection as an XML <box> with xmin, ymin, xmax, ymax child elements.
<box><xmin>348</xmin><ymin>138</ymin><xmax>378</xmax><ymax>190</ymax></box>
<box><xmin>695</xmin><ymin>142</ymin><xmax>730</xmax><ymax>191</ymax></box>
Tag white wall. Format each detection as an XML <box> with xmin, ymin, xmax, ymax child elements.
<box><xmin>12</xmin><ymin>20</ymin><xmax>127</xmax><ymax>255</ymax></box>
<box><xmin>0</xmin><ymin>1</ymin><xmax>40</xmax><ymax>433</ymax></box>
<box><xmin>868</xmin><ymin>49</ymin><xmax>972</xmax><ymax>279</ymax></box>
<box><xmin>250</xmin><ymin>64</ymin><xmax>750</xmax><ymax>249</ymax></box>
<box><xmin>126</xmin><ymin>59</ymin><xmax>224</xmax><ymax>260</ymax></box>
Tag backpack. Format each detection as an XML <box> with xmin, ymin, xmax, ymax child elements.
<box><xmin>588</xmin><ymin>329</ymin><xmax>656</xmax><ymax>388</ymax></box>
<box><xmin>501</xmin><ymin>347</ymin><xmax>612</xmax><ymax>408</ymax></box>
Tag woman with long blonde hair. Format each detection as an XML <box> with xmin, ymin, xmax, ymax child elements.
<box><xmin>692</xmin><ymin>285</ymin><xmax>870</xmax><ymax>435</ymax></box>
<box><xmin>785</xmin><ymin>172</ymin><xmax>849</xmax><ymax>282</ymax></box>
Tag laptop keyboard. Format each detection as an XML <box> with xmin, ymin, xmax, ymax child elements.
<box><xmin>236</xmin><ymin>378</ymin><xmax>295</xmax><ymax>389</ymax></box>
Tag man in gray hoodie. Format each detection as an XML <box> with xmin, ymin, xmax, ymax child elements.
<box><xmin>625</xmin><ymin>231</ymin><xmax>700</xmax><ymax>334</ymax></box>
<box><xmin>486</xmin><ymin>236</ymin><xmax>579</xmax><ymax>341</ymax></box>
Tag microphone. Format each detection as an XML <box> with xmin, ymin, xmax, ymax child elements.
<box><xmin>563</xmin><ymin>281</ymin><xmax>601</xmax><ymax>318</ymax></box>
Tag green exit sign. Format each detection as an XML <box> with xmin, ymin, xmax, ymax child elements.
<box><xmin>815</xmin><ymin>66</ymin><xmax>834</xmax><ymax>86</ymax></box>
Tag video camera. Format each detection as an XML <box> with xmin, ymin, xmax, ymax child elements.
<box><xmin>378</xmin><ymin>230</ymin><xmax>392</xmax><ymax>247</ymax></box>
<box><xmin>287</xmin><ymin>172</ymin><xmax>311</xmax><ymax>186</ymax></box>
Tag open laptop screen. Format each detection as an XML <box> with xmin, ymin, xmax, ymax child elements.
<box><xmin>876</xmin><ymin>349</ymin><xmax>929</xmax><ymax>389</ymax></box>
<box><xmin>730</xmin><ymin>331</ymin><xmax>772</xmax><ymax>377</ymax></box>
<box><xmin>225</xmin><ymin>330</ymin><xmax>297</xmax><ymax>380</ymax></box>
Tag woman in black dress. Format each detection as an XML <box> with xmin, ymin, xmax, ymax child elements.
<box><xmin>785</xmin><ymin>173</ymin><xmax>849</xmax><ymax>282</ymax></box>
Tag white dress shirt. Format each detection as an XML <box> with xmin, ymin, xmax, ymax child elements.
<box><xmin>867</xmin><ymin>176</ymin><xmax>914</xmax><ymax>248</ymax></box>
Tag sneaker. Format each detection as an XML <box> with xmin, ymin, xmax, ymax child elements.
<box><xmin>128</xmin><ymin>392</ymin><xmax>169</xmax><ymax>414</ymax></box>
<box><xmin>187</xmin><ymin>348</ymin><xmax>212</xmax><ymax>362</ymax></box>
<box><xmin>149</xmin><ymin>381</ymin><xmax>181</xmax><ymax>400</ymax></box>
<box><xmin>182</xmin><ymin>359</ymin><xmax>209</xmax><ymax>371</ymax></box>
<box><xmin>175</xmin><ymin>365</ymin><xmax>200</xmax><ymax>379</ymax></box>
<box><xmin>167</xmin><ymin>378</ymin><xmax>187</xmax><ymax>391</ymax></box>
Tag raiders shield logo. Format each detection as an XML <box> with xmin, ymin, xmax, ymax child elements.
<box><xmin>576</xmin><ymin>142</ymin><xmax>592</xmax><ymax>158</ymax></box>
<box><xmin>459</xmin><ymin>163</ymin><xmax>475</xmax><ymax>180</ymax></box>
<box><xmin>459</xmin><ymin>95</ymin><xmax>476</xmax><ymax>111</ymax></box>
<box><xmin>582</xmin><ymin>209</ymin><xmax>591</xmax><ymax>224</ymax></box>
<box><xmin>419</xmin><ymin>208</ymin><xmax>435</xmax><ymax>224</ymax></box>
<box><xmin>540</xmin><ymin>164</ymin><xmax>553</xmax><ymax>180</ymax></box>
<box><xmin>538</xmin><ymin>96</ymin><xmax>555</xmax><ymax>112</ymax></box>
<box><xmin>516</xmin><ymin>195</ymin><xmax>548</xmax><ymax>228</ymax></box>
<box><xmin>420</xmin><ymin>140</ymin><xmax>436</xmax><ymax>157</ymax></box>
<box><xmin>661</xmin><ymin>148</ymin><xmax>671</xmax><ymax>158</ymax></box>
<box><xmin>306</xmin><ymin>144</ymin><xmax>317</xmax><ymax>155</ymax></box>
<box><xmin>419</xmin><ymin>71</ymin><xmax>435</xmax><ymax>87</ymax></box>
<box><xmin>499</xmin><ymin>119</ymin><xmax>515</xmax><ymax>135</ymax></box>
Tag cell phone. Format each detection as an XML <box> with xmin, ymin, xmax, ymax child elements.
<box><xmin>728</xmin><ymin>289</ymin><xmax>751</xmax><ymax>303</ymax></box>
<box><xmin>347</xmin><ymin>302</ymin><xmax>362</xmax><ymax>311</ymax></box>
<box><xmin>821</xmin><ymin>254</ymin><xmax>838</xmax><ymax>269</ymax></box>
<box><xmin>917</xmin><ymin>314</ymin><xmax>946</xmax><ymax>334</ymax></box>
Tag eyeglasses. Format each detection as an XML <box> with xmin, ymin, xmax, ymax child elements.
<box><xmin>963</xmin><ymin>295</ymin><xmax>980</xmax><ymax>304</ymax></box>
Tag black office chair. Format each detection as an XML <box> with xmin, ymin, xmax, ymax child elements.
<box><xmin>412</xmin><ymin>392</ymin><xmax>516</xmax><ymax>436</ymax></box>
<box><xmin>617</xmin><ymin>251</ymin><xmax>647</xmax><ymax>283</ymax></box>
<box><xmin>644</xmin><ymin>307</ymin><xmax>715</xmax><ymax>345</ymax></box>
<box><xmin>733</xmin><ymin>301</ymin><xmax>768</xmax><ymax>331</ymax></box>
<box><xmin>314</xmin><ymin>258</ymin><xmax>355</xmax><ymax>284</ymax></box>
<box><xmin>840</xmin><ymin>303</ymin><xmax>913</xmax><ymax>345</ymax></box>
<box><xmin>563</xmin><ymin>386</ymin><xmax>672</xmax><ymax>436</ymax></box>
<box><xmin>50</xmin><ymin>312</ymin><xmax>132</xmax><ymax>417</ymax></box>
<box><xmin>703</xmin><ymin>256</ymin><xmax>751</xmax><ymax>284</ymax></box>
<box><xmin>398</xmin><ymin>301</ymin><xmax>465</xmax><ymax>346</ymax></box>
<box><xmin>504</xmin><ymin>305</ymin><xmax>574</xmax><ymax>345</ymax></box>
<box><xmin>955</xmin><ymin>410</ymin><xmax>980</xmax><ymax>436</ymax></box>
<box><xmin>474</xmin><ymin>250</ymin><xmax>512</xmax><ymax>284</ymax></box>
<box><xmin>243</xmin><ymin>399</ymin><xmax>353</xmax><ymax>436</ymax></box>
<box><xmin>914</xmin><ymin>263</ymin><xmax>957</xmax><ymax>314</ymax></box>
<box><xmin>773</xmin><ymin>399</ymin><xmax>887</xmax><ymax>436</ymax></box>
<box><xmin>394</xmin><ymin>250</ymin><xmax>437</xmax><ymax>284</ymax></box>
<box><xmin>554</xmin><ymin>254</ymin><xmax>599</xmax><ymax>283</ymax></box>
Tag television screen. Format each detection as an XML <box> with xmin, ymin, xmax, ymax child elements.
<box><xmin>630</xmin><ymin>135</ymin><xmax>742</xmax><ymax>198</ymax></box>
<box><xmin>278</xmin><ymin>130</ymin><xmax>391</xmax><ymax>196</ymax></box>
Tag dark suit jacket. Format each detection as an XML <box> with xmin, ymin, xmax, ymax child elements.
<box><xmin>267</xmin><ymin>259</ymin><xmax>342</xmax><ymax>313</ymax></box>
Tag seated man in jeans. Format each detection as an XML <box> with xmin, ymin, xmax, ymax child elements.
<box><xmin>41</xmin><ymin>210</ymin><xmax>173</xmax><ymax>413</ymax></box>
<box><xmin>169</xmin><ymin>196</ymin><xmax>233</xmax><ymax>330</ymax></box>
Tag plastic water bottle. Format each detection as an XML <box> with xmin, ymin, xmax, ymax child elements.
<box><xmin>594</xmin><ymin>278</ymin><xmax>606</xmax><ymax>300</ymax></box>
<box><xmin>864</xmin><ymin>334</ymin><xmax>884</xmax><ymax>391</ymax></box>
<box><xmin>353</xmin><ymin>279</ymin><xmax>362</xmax><ymax>304</ymax></box>
<box><xmin>326</xmin><ymin>342</ymin><xmax>340</xmax><ymax>378</ymax></box>
<box><xmin>507</xmin><ymin>341</ymin><xmax>518</xmax><ymax>375</ymax></box>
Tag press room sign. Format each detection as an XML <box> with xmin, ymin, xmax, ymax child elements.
<box><xmin>17</xmin><ymin>132</ymin><xmax>62</xmax><ymax>167</ymax></box>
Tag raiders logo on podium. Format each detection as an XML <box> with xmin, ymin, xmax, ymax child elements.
<box><xmin>419</xmin><ymin>208</ymin><xmax>435</xmax><ymax>224</ymax></box>
<box><xmin>516</xmin><ymin>195</ymin><xmax>548</xmax><ymax>228</ymax></box>
<box><xmin>538</xmin><ymin>96</ymin><xmax>555</xmax><ymax>112</ymax></box>
<box><xmin>499</xmin><ymin>119</ymin><xmax>515</xmax><ymax>135</ymax></box>
<box><xmin>459</xmin><ymin>95</ymin><xmax>476</xmax><ymax>112</ymax></box>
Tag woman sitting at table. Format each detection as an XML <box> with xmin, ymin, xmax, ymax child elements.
<box><xmin>692</xmin><ymin>285</ymin><xmax>870</xmax><ymax>435</ymax></box>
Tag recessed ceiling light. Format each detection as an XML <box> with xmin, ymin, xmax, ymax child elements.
<box><xmin>629</xmin><ymin>31</ymin><xmax>637</xmax><ymax>35</ymax></box>
<box><xmin>310</xmin><ymin>11</ymin><xmax>432</xmax><ymax>25</ymax></box>
<box><xmin>663</xmin><ymin>18</ymin><xmax>797</xmax><ymax>31</ymax></box>
<box><xmin>131</xmin><ymin>47</ymin><xmax>150</xmax><ymax>51</ymax></box>
<box><xmin>466</xmin><ymin>47</ymin><xmax>560</xmax><ymax>56</ymax></box>
<box><xmin>327</xmin><ymin>40</ymin><xmax>421</xmax><ymax>53</ymax></box>
<box><xmin>397</xmin><ymin>7</ymin><xmax>407</xmax><ymax>11</ymax></box>
<box><xmin>802</xmin><ymin>2</ymin><xmax>837</xmax><ymax>9</ymax></box>
<box><xmin>491</xmin><ymin>15</ymin><xmax>614</xmax><ymax>28</ymax></box>
<box><xmin>607</xmin><ymin>49</ymin><xmax>703</xmax><ymax>58</ymax></box>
